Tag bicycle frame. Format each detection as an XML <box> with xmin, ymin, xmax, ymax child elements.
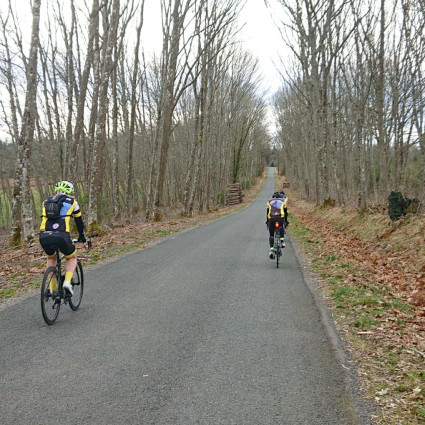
<box><xmin>52</xmin><ymin>250</ymin><xmax>67</xmax><ymax>304</ymax></box>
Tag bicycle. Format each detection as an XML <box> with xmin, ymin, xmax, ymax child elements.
<box><xmin>41</xmin><ymin>238</ymin><xmax>91</xmax><ymax>325</ymax></box>
<box><xmin>272</xmin><ymin>221</ymin><xmax>285</xmax><ymax>268</ymax></box>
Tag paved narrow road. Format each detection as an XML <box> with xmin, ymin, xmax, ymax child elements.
<box><xmin>0</xmin><ymin>168</ymin><xmax>370</xmax><ymax>425</ymax></box>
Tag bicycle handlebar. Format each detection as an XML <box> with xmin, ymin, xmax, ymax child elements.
<box><xmin>72</xmin><ymin>236</ymin><xmax>92</xmax><ymax>252</ymax></box>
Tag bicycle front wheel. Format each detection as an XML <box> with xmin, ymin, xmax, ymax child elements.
<box><xmin>69</xmin><ymin>260</ymin><xmax>84</xmax><ymax>311</ymax></box>
<box><xmin>41</xmin><ymin>266</ymin><xmax>60</xmax><ymax>325</ymax></box>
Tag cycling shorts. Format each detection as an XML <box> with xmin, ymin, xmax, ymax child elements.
<box><xmin>268</xmin><ymin>217</ymin><xmax>285</xmax><ymax>235</ymax></box>
<box><xmin>39</xmin><ymin>231</ymin><xmax>76</xmax><ymax>258</ymax></box>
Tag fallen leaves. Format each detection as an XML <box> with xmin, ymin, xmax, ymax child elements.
<box><xmin>286</xmin><ymin>188</ymin><xmax>425</xmax><ymax>425</ymax></box>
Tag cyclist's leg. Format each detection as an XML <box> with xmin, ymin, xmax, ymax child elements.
<box><xmin>55</xmin><ymin>234</ymin><xmax>77</xmax><ymax>295</ymax></box>
<box><xmin>279</xmin><ymin>219</ymin><xmax>285</xmax><ymax>238</ymax></box>
<box><xmin>279</xmin><ymin>219</ymin><xmax>286</xmax><ymax>247</ymax></box>
<box><xmin>267</xmin><ymin>220</ymin><xmax>273</xmax><ymax>257</ymax></box>
<box><xmin>39</xmin><ymin>233</ymin><xmax>58</xmax><ymax>290</ymax></box>
<box><xmin>268</xmin><ymin>220</ymin><xmax>274</xmax><ymax>247</ymax></box>
<box><xmin>64</xmin><ymin>253</ymin><xmax>77</xmax><ymax>280</ymax></box>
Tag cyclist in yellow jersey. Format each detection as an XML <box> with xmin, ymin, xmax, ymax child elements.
<box><xmin>279</xmin><ymin>190</ymin><xmax>289</xmax><ymax>227</ymax></box>
<box><xmin>39</xmin><ymin>181</ymin><xmax>86</xmax><ymax>295</ymax></box>
<box><xmin>266</xmin><ymin>191</ymin><xmax>287</xmax><ymax>259</ymax></box>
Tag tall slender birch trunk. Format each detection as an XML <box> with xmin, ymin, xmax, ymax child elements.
<box><xmin>9</xmin><ymin>0</ymin><xmax>41</xmax><ymax>247</ymax></box>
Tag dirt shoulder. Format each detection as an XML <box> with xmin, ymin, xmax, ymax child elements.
<box><xmin>281</xmin><ymin>179</ymin><xmax>424</xmax><ymax>425</ymax></box>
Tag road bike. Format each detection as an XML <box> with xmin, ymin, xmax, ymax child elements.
<box><xmin>272</xmin><ymin>221</ymin><xmax>285</xmax><ymax>268</ymax></box>
<box><xmin>41</xmin><ymin>238</ymin><xmax>91</xmax><ymax>325</ymax></box>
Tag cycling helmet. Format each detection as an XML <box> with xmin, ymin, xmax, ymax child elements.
<box><xmin>54</xmin><ymin>180</ymin><xmax>74</xmax><ymax>194</ymax></box>
<box><xmin>272</xmin><ymin>191</ymin><xmax>281</xmax><ymax>198</ymax></box>
<box><xmin>279</xmin><ymin>190</ymin><xmax>285</xmax><ymax>197</ymax></box>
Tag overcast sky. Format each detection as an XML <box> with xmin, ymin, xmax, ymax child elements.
<box><xmin>237</xmin><ymin>0</ymin><xmax>285</xmax><ymax>94</ymax></box>
<box><xmin>2</xmin><ymin>0</ymin><xmax>285</xmax><ymax>93</ymax></box>
<box><xmin>1</xmin><ymin>0</ymin><xmax>286</xmax><ymax>136</ymax></box>
<box><xmin>140</xmin><ymin>0</ymin><xmax>285</xmax><ymax>95</ymax></box>
<box><xmin>139</xmin><ymin>0</ymin><xmax>286</xmax><ymax>132</ymax></box>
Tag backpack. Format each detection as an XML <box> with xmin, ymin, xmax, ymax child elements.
<box><xmin>269</xmin><ymin>199</ymin><xmax>285</xmax><ymax>217</ymax></box>
<box><xmin>44</xmin><ymin>194</ymin><xmax>67</xmax><ymax>219</ymax></box>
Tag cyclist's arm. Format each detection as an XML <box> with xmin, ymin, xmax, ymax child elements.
<box><xmin>72</xmin><ymin>200</ymin><xmax>85</xmax><ymax>240</ymax></box>
<box><xmin>74</xmin><ymin>215</ymin><xmax>84</xmax><ymax>234</ymax></box>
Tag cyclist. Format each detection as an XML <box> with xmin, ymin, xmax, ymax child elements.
<box><xmin>279</xmin><ymin>190</ymin><xmax>289</xmax><ymax>227</ymax></box>
<box><xmin>266</xmin><ymin>191</ymin><xmax>287</xmax><ymax>259</ymax></box>
<box><xmin>39</xmin><ymin>181</ymin><xmax>86</xmax><ymax>295</ymax></box>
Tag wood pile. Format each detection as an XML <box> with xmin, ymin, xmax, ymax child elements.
<box><xmin>226</xmin><ymin>183</ymin><xmax>243</xmax><ymax>206</ymax></box>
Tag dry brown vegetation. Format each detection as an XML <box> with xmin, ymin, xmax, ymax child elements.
<box><xmin>279</xmin><ymin>173</ymin><xmax>425</xmax><ymax>424</ymax></box>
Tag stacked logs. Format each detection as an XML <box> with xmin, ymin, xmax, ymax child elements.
<box><xmin>226</xmin><ymin>183</ymin><xmax>243</xmax><ymax>206</ymax></box>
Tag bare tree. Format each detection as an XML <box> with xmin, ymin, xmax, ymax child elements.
<box><xmin>87</xmin><ymin>0</ymin><xmax>120</xmax><ymax>231</ymax></box>
<box><xmin>125</xmin><ymin>1</ymin><xmax>145</xmax><ymax>214</ymax></box>
<box><xmin>9</xmin><ymin>0</ymin><xmax>41</xmax><ymax>246</ymax></box>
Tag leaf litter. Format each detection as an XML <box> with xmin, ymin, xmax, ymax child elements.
<box><xmin>284</xmin><ymin>184</ymin><xmax>425</xmax><ymax>425</ymax></box>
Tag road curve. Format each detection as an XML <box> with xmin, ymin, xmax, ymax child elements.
<box><xmin>0</xmin><ymin>168</ymin><xmax>370</xmax><ymax>425</ymax></box>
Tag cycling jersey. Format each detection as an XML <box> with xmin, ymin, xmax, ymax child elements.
<box><xmin>267</xmin><ymin>197</ymin><xmax>287</xmax><ymax>219</ymax></box>
<box><xmin>40</xmin><ymin>195</ymin><xmax>82</xmax><ymax>233</ymax></box>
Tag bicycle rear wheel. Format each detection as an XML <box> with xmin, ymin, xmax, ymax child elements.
<box><xmin>69</xmin><ymin>260</ymin><xmax>84</xmax><ymax>311</ymax></box>
<box><xmin>276</xmin><ymin>246</ymin><xmax>280</xmax><ymax>268</ymax></box>
<box><xmin>41</xmin><ymin>266</ymin><xmax>60</xmax><ymax>325</ymax></box>
<box><xmin>274</xmin><ymin>232</ymin><xmax>280</xmax><ymax>268</ymax></box>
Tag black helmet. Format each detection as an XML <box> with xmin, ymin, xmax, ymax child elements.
<box><xmin>279</xmin><ymin>190</ymin><xmax>285</xmax><ymax>197</ymax></box>
<box><xmin>272</xmin><ymin>192</ymin><xmax>281</xmax><ymax>198</ymax></box>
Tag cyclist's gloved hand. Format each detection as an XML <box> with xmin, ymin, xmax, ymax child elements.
<box><xmin>78</xmin><ymin>234</ymin><xmax>86</xmax><ymax>243</ymax></box>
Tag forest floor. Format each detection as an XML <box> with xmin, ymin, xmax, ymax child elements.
<box><xmin>1</xmin><ymin>171</ymin><xmax>424</xmax><ymax>424</ymax></box>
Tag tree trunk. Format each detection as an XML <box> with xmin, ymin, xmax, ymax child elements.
<box><xmin>153</xmin><ymin>0</ymin><xmax>183</xmax><ymax>222</ymax></box>
<box><xmin>9</xmin><ymin>0</ymin><xmax>41</xmax><ymax>247</ymax></box>
<box><xmin>70</xmin><ymin>0</ymin><xmax>99</xmax><ymax>182</ymax></box>
<box><xmin>126</xmin><ymin>2</ymin><xmax>145</xmax><ymax>214</ymax></box>
<box><xmin>88</xmin><ymin>0</ymin><xmax>120</xmax><ymax>231</ymax></box>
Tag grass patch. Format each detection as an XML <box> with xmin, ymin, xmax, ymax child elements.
<box><xmin>331</xmin><ymin>285</ymin><xmax>354</xmax><ymax>301</ymax></box>
<box><xmin>0</xmin><ymin>280</ymin><xmax>40</xmax><ymax>299</ymax></box>
<box><xmin>155</xmin><ymin>229</ymin><xmax>174</xmax><ymax>236</ymax></box>
<box><xmin>289</xmin><ymin>210</ymin><xmax>425</xmax><ymax>425</ymax></box>
<box><xmin>353</xmin><ymin>316</ymin><xmax>377</xmax><ymax>330</ymax></box>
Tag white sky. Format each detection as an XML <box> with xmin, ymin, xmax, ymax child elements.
<box><xmin>139</xmin><ymin>0</ymin><xmax>286</xmax><ymax>133</ymax></box>
<box><xmin>141</xmin><ymin>0</ymin><xmax>285</xmax><ymax>95</ymax></box>
<box><xmin>3</xmin><ymin>0</ymin><xmax>285</xmax><ymax>94</ymax></box>
<box><xmin>1</xmin><ymin>0</ymin><xmax>287</xmax><ymax>136</ymax></box>
<box><xmin>238</xmin><ymin>0</ymin><xmax>284</xmax><ymax>94</ymax></box>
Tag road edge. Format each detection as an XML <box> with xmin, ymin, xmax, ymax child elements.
<box><xmin>289</xmin><ymin>232</ymin><xmax>375</xmax><ymax>425</ymax></box>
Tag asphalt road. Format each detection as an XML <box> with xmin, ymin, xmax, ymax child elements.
<box><xmin>0</xmin><ymin>168</ymin><xmax>370</xmax><ymax>425</ymax></box>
